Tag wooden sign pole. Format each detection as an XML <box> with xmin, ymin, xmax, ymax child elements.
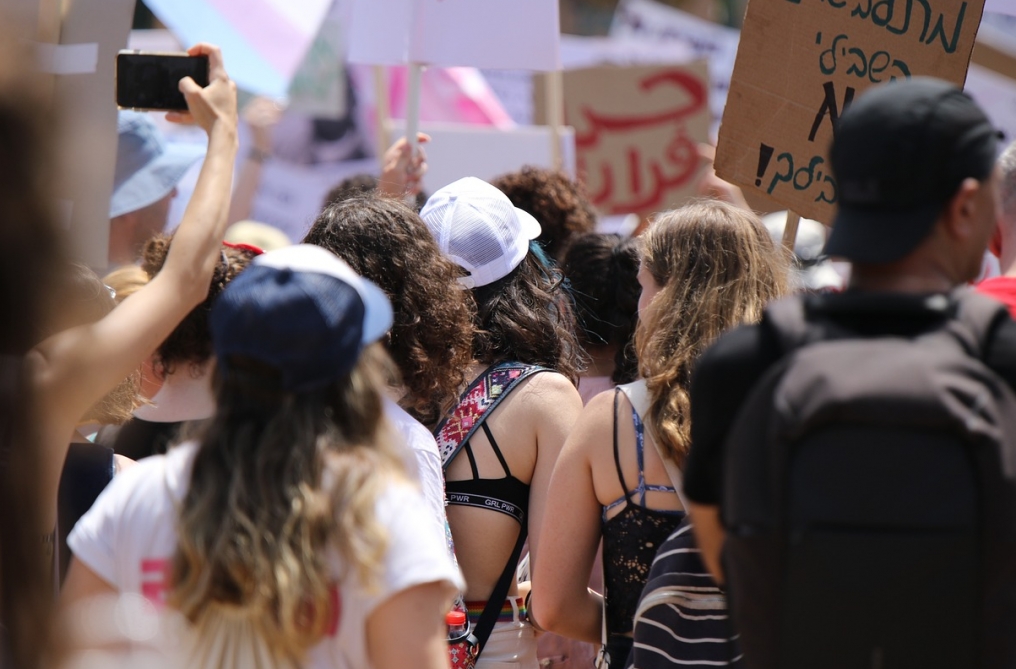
<box><xmin>545</xmin><ymin>69</ymin><xmax>564</xmax><ymax>171</ymax></box>
<box><xmin>402</xmin><ymin>62</ymin><xmax>424</xmax><ymax>204</ymax></box>
<box><xmin>782</xmin><ymin>210</ymin><xmax>801</xmax><ymax>253</ymax></box>
<box><xmin>373</xmin><ymin>64</ymin><xmax>391</xmax><ymax>163</ymax></box>
<box><xmin>405</xmin><ymin>62</ymin><xmax>423</xmax><ymax>156</ymax></box>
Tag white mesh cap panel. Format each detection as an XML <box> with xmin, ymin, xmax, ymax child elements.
<box><xmin>447</xmin><ymin>200</ymin><xmax>509</xmax><ymax>270</ymax></box>
<box><xmin>420</xmin><ymin>177</ymin><xmax>542</xmax><ymax>288</ymax></box>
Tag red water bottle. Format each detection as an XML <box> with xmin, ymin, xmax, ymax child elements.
<box><xmin>447</xmin><ymin>610</ymin><xmax>477</xmax><ymax>669</ymax></box>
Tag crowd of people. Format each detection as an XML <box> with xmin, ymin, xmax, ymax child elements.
<box><xmin>4</xmin><ymin>35</ymin><xmax>1016</xmax><ymax>669</ymax></box>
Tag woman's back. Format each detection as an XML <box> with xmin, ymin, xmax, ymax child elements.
<box><xmin>68</xmin><ymin>442</ymin><xmax>459</xmax><ymax>668</ymax></box>
<box><xmin>444</xmin><ymin>365</ymin><xmax>577</xmax><ymax>600</ymax></box>
<box><xmin>531</xmin><ymin>200</ymin><xmax>789</xmax><ymax>668</ymax></box>
<box><xmin>61</xmin><ymin>246</ymin><xmax>463</xmax><ymax>669</ymax></box>
<box><xmin>421</xmin><ymin>177</ymin><xmax>584</xmax><ymax>667</ymax></box>
<box><xmin>586</xmin><ymin>387</ymin><xmax>685</xmax><ymax>638</ymax></box>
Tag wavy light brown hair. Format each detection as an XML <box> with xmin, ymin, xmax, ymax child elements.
<box><xmin>491</xmin><ymin>166</ymin><xmax>597</xmax><ymax>262</ymax></box>
<box><xmin>636</xmin><ymin>200</ymin><xmax>790</xmax><ymax>465</ymax></box>
<box><xmin>171</xmin><ymin>345</ymin><xmax>405</xmax><ymax>662</ymax></box>
<box><xmin>102</xmin><ymin>264</ymin><xmax>150</xmax><ymax>304</ymax></box>
<box><xmin>141</xmin><ymin>235</ymin><xmax>257</xmax><ymax>375</ymax></box>
<box><xmin>471</xmin><ymin>249</ymin><xmax>583</xmax><ymax>383</ymax></box>
<box><xmin>303</xmin><ymin>194</ymin><xmax>474</xmax><ymax>426</ymax></box>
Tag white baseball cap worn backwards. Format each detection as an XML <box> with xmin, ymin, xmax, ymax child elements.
<box><xmin>420</xmin><ymin>177</ymin><xmax>542</xmax><ymax>289</ymax></box>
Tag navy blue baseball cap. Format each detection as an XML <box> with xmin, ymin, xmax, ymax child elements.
<box><xmin>825</xmin><ymin>77</ymin><xmax>1001</xmax><ymax>264</ymax></box>
<box><xmin>210</xmin><ymin>245</ymin><xmax>393</xmax><ymax>392</ymax></box>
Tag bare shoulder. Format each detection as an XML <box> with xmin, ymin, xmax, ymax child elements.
<box><xmin>514</xmin><ymin>371</ymin><xmax>582</xmax><ymax>415</ymax></box>
<box><xmin>573</xmin><ymin>389</ymin><xmax>618</xmax><ymax>440</ymax></box>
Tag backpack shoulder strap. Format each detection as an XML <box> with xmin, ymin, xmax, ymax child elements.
<box><xmin>761</xmin><ymin>295</ymin><xmax>816</xmax><ymax>355</ymax></box>
<box><xmin>950</xmin><ymin>288</ymin><xmax>1010</xmax><ymax>359</ymax></box>
<box><xmin>433</xmin><ymin>362</ymin><xmax>551</xmax><ymax>469</ymax></box>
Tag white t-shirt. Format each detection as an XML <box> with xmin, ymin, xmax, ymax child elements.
<box><xmin>68</xmin><ymin>442</ymin><xmax>464</xmax><ymax>669</ymax></box>
<box><xmin>383</xmin><ymin>398</ymin><xmax>447</xmax><ymax>532</ymax></box>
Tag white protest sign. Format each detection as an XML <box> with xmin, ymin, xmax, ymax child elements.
<box><xmin>481</xmin><ymin>34</ymin><xmax>696</xmax><ymax>127</ymax></box>
<box><xmin>386</xmin><ymin>121</ymin><xmax>575</xmax><ymax>192</ymax></box>
<box><xmin>248</xmin><ymin>158</ymin><xmax>378</xmax><ymax>243</ymax></box>
<box><xmin>986</xmin><ymin>0</ymin><xmax>1016</xmax><ymax>17</ymax></box>
<box><xmin>610</xmin><ymin>0</ymin><xmax>739</xmax><ymax>132</ymax></box>
<box><xmin>349</xmin><ymin>0</ymin><xmax>560</xmax><ymax>71</ymax></box>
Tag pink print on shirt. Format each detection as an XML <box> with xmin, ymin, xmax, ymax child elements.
<box><xmin>141</xmin><ymin>558</ymin><xmax>172</xmax><ymax>606</ymax></box>
<box><xmin>138</xmin><ymin>558</ymin><xmax>342</xmax><ymax>637</ymax></box>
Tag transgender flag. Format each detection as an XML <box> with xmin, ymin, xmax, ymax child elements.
<box><xmin>142</xmin><ymin>0</ymin><xmax>332</xmax><ymax>98</ymax></box>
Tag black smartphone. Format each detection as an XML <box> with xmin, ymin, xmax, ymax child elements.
<box><xmin>116</xmin><ymin>51</ymin><xmax>209</xmax><ymax>112</ymax></box>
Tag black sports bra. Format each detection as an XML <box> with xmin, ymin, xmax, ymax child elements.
<box><xmin>445</xmin><ymin>422</ymin><xmax>529</xmax><ymax>525</ymax></box>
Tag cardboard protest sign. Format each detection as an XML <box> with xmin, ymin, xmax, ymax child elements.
<box><xmin>715</xmin><ymin>0</ymin><xmax>985</xmax><ymax>224</ymax></box>
<box><xmin>539</xmin><ymin>62</ymin><xmax>710</xmax><ymax>217</ymax></box>
<box><xmin>349</xmin><ymin>0</ymin><xmax>560</xmax><ymax>71</ymax></box>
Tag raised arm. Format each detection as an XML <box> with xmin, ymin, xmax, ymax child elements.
<box><xmin>29</xmin><ymin>43</ymin><xmax>238</xmax><ymax>528</ymax></box>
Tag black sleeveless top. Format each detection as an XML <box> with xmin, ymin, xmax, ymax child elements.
<box><xmin>445</xmin><ymin>422</ymin><xmax>529</xmax><ymax>525</ymax></box>
<box><xmin>600</xmin><ymin>391</ymin><xmax>685</xmax><ymax>638</ymax></box>
<box><xmin>58</xmin><ymin>442</ymin><xmax>115</xmax><ymax>583</ymax></box>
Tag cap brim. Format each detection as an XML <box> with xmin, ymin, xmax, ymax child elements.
<box><xmin>255</xmin><ymin>244</ymin><xmax>394</xmax><ymax>345</ymax></box>
<box><xmin>515</xmin><ymin>207</ymin><xmax>542</xmax><ymax>240</ymax></box>
<box><xmin>357</xmin><ymin>280</ymin><xmax>394</xmax><ymax>344</ymax></box>
<box><xmin>109</xmin><ymin>142</ymin><xmax>205</xmax><ymax>218</ymax></box>
<box><xmin>824</xmin><ymin>202</ymin><xmax>942</xmax><ymax>264</ymax></box>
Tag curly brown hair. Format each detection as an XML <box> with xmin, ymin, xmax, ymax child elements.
<box><xmin>141</xmin><ymin>235</ymin><xmax>257</xmax><ymax>375</ymax></box>
<box><xmin>491</xmin><ymin>166</ymin><xmax>597</xmax><ymax>262</ymax></box>
<box><xmin>303</xmin><ymin>194</ymin><xmax>474</xmax><ymax>426</ymax></box>
<box><xmin>470</xmin><ymin>250</ymin><xmax>583</xmax><ymax>383</ymax></box>
<box><xmin>561</xmin><ymin>233</ymin><xmax>640</xmax><ymax>384</ymax></box>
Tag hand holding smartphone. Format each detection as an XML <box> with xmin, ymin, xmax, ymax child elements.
<box><xmin>116</xmin><ymin>51</ymin><xmax>210</xmax><ymax>112</ymax></box>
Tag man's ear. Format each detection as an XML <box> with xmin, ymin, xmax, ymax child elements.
<box><xmin>943</xmin><ymin>178</ymin><xmax>981</xmax><ymax>241</ymax></box>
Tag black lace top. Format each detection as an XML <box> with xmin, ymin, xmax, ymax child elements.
<box><xmin>601</xmin><ymin>390</ymin><xmax>685</xmax><ymax>637</ymax></box>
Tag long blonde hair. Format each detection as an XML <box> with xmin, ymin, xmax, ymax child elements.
<box><xmin>636</xmin><ymin>200</ymin><xmax>789</xmax><ymax>465</ymax></box>
<box><xmin>170</xmin><ymin>345</ymin><xmax>405</xmax><ymax>662</ymax></box>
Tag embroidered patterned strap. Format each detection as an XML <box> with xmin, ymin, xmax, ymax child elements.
<box><xmin>434</xmin><ymin>362</ymin><xmax>549</xmax><ymax>468</ymax></box>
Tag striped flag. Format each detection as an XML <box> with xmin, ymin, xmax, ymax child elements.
<box><xmin>142</xmin><ymin>0</ymin><xmax>332</xmax><ymax>98</ymax></box>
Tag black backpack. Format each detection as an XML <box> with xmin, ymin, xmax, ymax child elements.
<box><xmin>626</xmin><ymin>518</ymin><xmax>742</xmax><ymax>669</ymax></box>
<box><xmin>722</xmin><ymin>290</ymin><xmax>1016</xmax><ymax>669</ymax></box>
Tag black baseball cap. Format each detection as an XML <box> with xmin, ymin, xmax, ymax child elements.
<box><xmin>825</xmin><ymin>77</ymin><xmax>1001</xmax><ymax>264</ymax></box>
